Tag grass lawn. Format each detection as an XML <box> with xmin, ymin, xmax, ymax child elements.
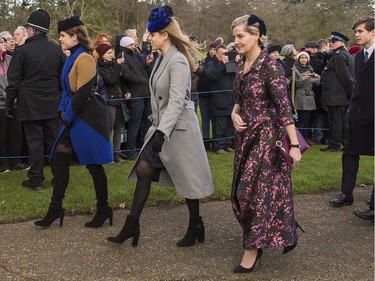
<box><xmin>0</xmin><ymin>144</ymin><xmax>373</xmax><ymax>224</ymax></box>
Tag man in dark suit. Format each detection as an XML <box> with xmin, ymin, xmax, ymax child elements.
<box><xmin>330</xmin><ymin>17</ymin><xmax>374</xmax><ymax>220</ymax></box>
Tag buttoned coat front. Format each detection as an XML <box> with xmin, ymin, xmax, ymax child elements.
<box><xmin>128</xmin><ymin>45</ymin><xmax>214</xmax><ymax>199</ymax></box>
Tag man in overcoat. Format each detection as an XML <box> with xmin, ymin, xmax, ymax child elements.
<box><xmin>330</xmin><ymin>17</ymin><xmax>374</xmax><ymax>220</ymax></box>
<box><xmin>5</xmin><ymin>9</ymin><xmax>65</xmax><ymax>190</ymax></box>
<box><xmin>320</xmin><ymin>32</ymin><xmax>354</xmax><ymax>152</ymax></box>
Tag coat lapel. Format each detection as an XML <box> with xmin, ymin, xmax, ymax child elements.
<box><xmin>151</xmin><ymin>45</ymin><xmax>178</xmax><ymax>94</ymax></box>
<box><xmin>362</xmin><ymin>50</ymin><xmax>374</xmax><ymax>72</ymax></box>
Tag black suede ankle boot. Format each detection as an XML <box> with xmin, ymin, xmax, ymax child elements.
<box><xmin>177</xmin><ymin>216</ymin><xmax>205</xmax><ymax>247</ymax></box>
<box><xmin>85</xmin><ymin>207</ymin><xmax>113</xmax><ymax>228</ymax></box>
<box><xmin>35</xmin><ymin>208</ymin><xmax>64</xmax><ymax>227</ymax></box>
<box><xmin>107</xmin><ymin>215</ymin><xmax>140</xmax><ymax>246</ymax></box>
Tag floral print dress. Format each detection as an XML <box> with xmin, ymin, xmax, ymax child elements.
<box><xmin>232</xmin><ymin>50</ymin><xmax>298</xmax><ymax>250</ymax></box>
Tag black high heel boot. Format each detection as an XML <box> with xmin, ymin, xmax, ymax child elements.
<box><xmin>283</xmin><ymin>221</ymin><xmax>305</xmax><ymax>254</ymax></box>
<box><xmin>233</xmin><ymin>249</ymin><xmax>263</xmax><ymax>273</ymax></box>
<box><xmin>177</xmin><ymin>216</ymin><xmax>205</xmax><ymax>247</ymax></box>
<box><xmin>85</xmin><ymin>207</ymin><xmax>113</xmax><ymax>228</ymax></box>
<box><xmin>35</xmin><ymin>208</ymin><xmax>64</xmax><ymax>227</ymax></box>
<box><xmin>107</xmin><ymin>215</ymin><xmax>140</xmax><ymax>246</ymax></box>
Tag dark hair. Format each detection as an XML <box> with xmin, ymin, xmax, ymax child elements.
<box><xmin>352</xmin><ymin>16</ymin><xmax>374</xmax><ymax>31</ymax></box>
<box><xmin>215</xmin><ymin>44</ymin><xmax>227</xmax><ymax>52</ymax></box>
<box><xmin>63</xmin><ymin>25</ymin><xmax>94</xmax><ymax>52</ymax></box>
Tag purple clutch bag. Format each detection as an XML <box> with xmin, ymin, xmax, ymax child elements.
<box><xmin>276</xmin><ymin>128</ymin><xmax>310</xmax><ymax>167</ymax></box>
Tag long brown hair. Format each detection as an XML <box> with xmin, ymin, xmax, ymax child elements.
<box><xmin>64</xmin><ymin>25</ymin><xmax>94</xmax><ymax>52</ymax></box>
<box><xmin>160</xmin><ymin>17</ymin><xmax>199</xmax><ymax>72</ymax></box>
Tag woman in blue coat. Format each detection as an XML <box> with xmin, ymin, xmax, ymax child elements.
<box><xmin>35</xmin><ymin>16</ymin><xmax>113</xmax><ymax>228</ymax></box>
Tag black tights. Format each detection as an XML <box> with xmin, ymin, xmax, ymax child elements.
<box><xmin>50</xmin><ymin>144</ymin><xmax>108</xmax><ymax>210</ymax></box>
<box><xmin>129</xmin><ymin>159</ymin><xmax>200</xmax><ymax>220</ymax></box>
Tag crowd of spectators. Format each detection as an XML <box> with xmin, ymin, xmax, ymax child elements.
<box><xmin>0</xmin><ymin>14</ymin><xmax>362</xmax><ymax>186</ymax></box>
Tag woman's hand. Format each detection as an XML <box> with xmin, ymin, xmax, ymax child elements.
<box><xmin>231</xmin><ymin>112</ymin><xmax>247</xmax><ymax>132</ymax></box>
<box><xmin>290</xmin><ymin>147</ymin><xmax>302</xmax><ymax>168</ymax></box>
<box><xmin>124</xmin><ymin>92</ymin><xmax>131</xmax><ymax>99</ymax></box>
<box><xmin>117</xmin><ymin>57</ymin><xmax>125</xmax><ymax>65</ymax></box>
<box><xmin>146</xmin><ymin>53</ymin><xmax>154</xmax><ymax>65</ymax></box>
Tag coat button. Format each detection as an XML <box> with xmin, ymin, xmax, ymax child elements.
<box><xmin>158</xmin><ymin>96</ymin><xmax>162</xmax><ymax>100</ymax></box>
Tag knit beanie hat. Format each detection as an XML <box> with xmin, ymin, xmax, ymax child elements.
<box><xmin>296</xmin><ymin>51</ymin><xmax>310</xmax><ymax>62</ymax></box>
<box><xmin>280</xmin><ymin>44</ymin><xmax>294</xmax><ymax>56</ymax></box>
<box><xmin>24</xmin><ymin>9</ymin><xmax>50</xmax><ymax>34</ymax></box>
<box><xmin>120</xmin><ymin>36</ymin><xmax>136</xmax><ymax>47</ymax></box>
<box><xmin>96</xmin><ymin>44</ymin><xmax>112</xmax><ymax>58</ymax></box>
<box><xmin>348</xmin><ymin>45</ymin><xmax>361</xmax><ymax>55</ymax></box>
<box><xmin>209</xmin><ymin>39</ymin><xmax>221</xmax><ymax>49</ymax></box>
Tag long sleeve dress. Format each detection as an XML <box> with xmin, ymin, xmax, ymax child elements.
<box><xmin>232</xmin><ymin>50</ymin><xmax>298</xmax><ymax>250</ymax></box>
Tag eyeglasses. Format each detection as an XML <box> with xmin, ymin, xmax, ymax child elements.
<box><xmin>0</xmin><ymin>41</ymin><xmax>4</xmax><ymax>44</ymax></box>
<box><xmin>3</xmin><ymin>37</ymin><xmax>14</xmax><ymax>42</ymax></box>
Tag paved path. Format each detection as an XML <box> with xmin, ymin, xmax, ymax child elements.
<box><xmin>0</xmin><ymin>187</ymin><xmax>373</xmax><ymax>281</ymax></box>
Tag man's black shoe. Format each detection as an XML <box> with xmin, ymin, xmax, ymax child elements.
<box><xmin>22</xmin><ymin>179</ymin><xmax>42</xmax><ymax>191</ymax></box>
<box><xmin>353</xmin><ymin>209</ymin><xmax>374</xmax><ymax>222</ymax></box>
<box><xmin>320</xmin><ymin>146</ymin><xmax>341</xmax><ymax>152</ymax></box>
<box><xmin>11</xmin><ymin>163</ymin><xmax>30</xmax><ymax>170</ymax></box>
<box><xmin>329</xmin><ymin>193</ymin><xmax>354</xmax><ymax>207</ymax></box>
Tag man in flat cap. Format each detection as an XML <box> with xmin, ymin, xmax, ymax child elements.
<box><xmin>320</xmin><ymin>31</ymin><xmax>354</xmax><ymax>152</ymax></box>
<box><xmin>5</xmin><ymin>9</ymin><xmax>65</xmax><ymax>191</ymax></box>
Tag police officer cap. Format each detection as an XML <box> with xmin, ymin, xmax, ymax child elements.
<box><xmin>24</xmin><ymin>9</ymin><xmax>50</xmax><ymax>34</ymax></box>
<box><xmin>330</xmin><ymin>31</ymin><xmax>349</xmax><ymax>43</ymax></box>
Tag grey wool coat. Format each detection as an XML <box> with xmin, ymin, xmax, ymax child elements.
<box><xmin>128</xmin><ymin>45</ymin><xmax>214</xmax><ymax>199</ymax></box>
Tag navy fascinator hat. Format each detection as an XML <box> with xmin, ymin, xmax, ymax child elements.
<box><xmin>147</xmin><ymin>5</ymin><xmax>174</xmax><ymax>33</ymax></box>
<box><xmin>247</xmin><ymin>15</ymin><xmax>267</xmax><ymax>37</ymax></box>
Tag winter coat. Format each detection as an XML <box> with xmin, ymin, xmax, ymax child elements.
<box><xmin>52</xmin><ymin>46</ymin><xmax>113</xmax><ymax>165</ymax></box>
<box><xmin>5</xmin><ymin>34</ymin><xmax>65</xmax><ymax>121</ymax></box>
<box><xmin>321</xmin><ymin>46</ymin><xmax>355</xmax><ymax>107</ymax></box>
<box><xmin>0</xmin><ymin>53</ymin><xmax>11</xmax><ymax>109</ymax></box>
<box><xmin>128</xmin><ymin>45</ymin><xmax>214</xmax><ymax>199</ymax></box>
<box><xmin>119</xmin><ymin>47</ymin><xmax>150</xmax><ymax>98</ymax></box>
<box><xmin>204</xmin><ymin>57</ymin><xmax>235</xmax><ymax>116</ymax></box>
<box><xmin>292</xmin><ymin>63</ymin><xmax>320</xmax><ymax>111</ymax></box>
<box><xmin>348</xmin><ymin>49</ymin><xmax>374</xmax><ymax>155</ymax></box>
<box><xmin>98</xmin><ymin>60</ymin><xmax>128</xmax><ymax>107</ymax></box>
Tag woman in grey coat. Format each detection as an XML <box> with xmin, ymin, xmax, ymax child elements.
<box><xmin>292</xmin><ymin>51</ymin><xmax>320</xmax><ymax>138</ymax></box>
<box><xmin>107</xmin><ymin>5</ymin><xmax>214</xmax><ymax>247</ymax></box>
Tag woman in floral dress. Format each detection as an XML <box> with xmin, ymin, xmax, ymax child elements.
<box><xmin>230</xmin><ymin>15</ymin><xmax>302</xmax><ymax>273</ymax></box>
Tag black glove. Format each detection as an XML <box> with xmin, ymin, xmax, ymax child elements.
<box><xmin>62</xmin><ymin>116</ymin><xmax>72</xmax><ymax>128</ymax></box>
<box><xmin>152</xmin><ymin>130</ymin><xmax>165</xmax><ymax>153</ymax></box>
<box><xmin>5</xmin><ymin>105</ymin><xmax>15</xmax><ymax>119</ymax></box>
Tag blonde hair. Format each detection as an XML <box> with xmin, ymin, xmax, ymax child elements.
<box><xmin>159</xmin><ymin>17</ymin><xmax>199</xmax><ymax>72</ymax></box>
<box><xmin>64</xmin><ymin>25</ymin><xmax>94</xmax><ymax>52</ymax></box>
<box><xmin>231</xmin><ymin>15</ymin><xmax>267</xmax><ymax>46</ymax></box>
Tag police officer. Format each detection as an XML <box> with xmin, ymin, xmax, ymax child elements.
<box><xmin>5</xmin><ymin>9</ymin><xmax>65</xmax><ymax>191</ymax></box>
<box><xmin>320</xmin><ymin>32</ymin><xmax>355</xmax><ymax>152</ymax></box>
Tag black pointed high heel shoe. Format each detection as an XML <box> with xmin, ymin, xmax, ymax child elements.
<box><xmin>107</xmin><ymin>215</ymin><xmax>140</xmax><ymax>246</ymax></box>
<box><xmin>177</xmin><ymin>216</ymin><xmax>205</xmax><ymax>247</ymax></box>
<box><xmin>85</xmin><ymin>207</ymin><xmax>113</xmax><ymax>228</ymax></box>
<box><xmin>283</xmin><ymin>221</ymin><xmax>305</xmax><ymax>254</ymax></box>
<box><xmin>233</xmin><ymin>248</ymin><xmax>263</xmax><ymax>273</ymax></box>
<box><xmin>35</xmin><ymin>209</ymin><xmax>64</xmax><ymax>227</ymax></box>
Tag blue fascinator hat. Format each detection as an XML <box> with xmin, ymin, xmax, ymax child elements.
<box><xmin>247</xmin><ymin>15</ymin><xmax>267</xmax><ymax>37</ymax></box>
<box><xmin>147</xmin><ymin>5</ymin><xmax>174</xmax><ymax>32</ymax></box>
